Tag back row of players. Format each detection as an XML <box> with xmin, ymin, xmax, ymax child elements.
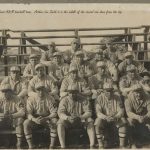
<box><xmin>0</xmin><ymin>38</ymin><xmax>150</xmax><ymax>149</ymax></box>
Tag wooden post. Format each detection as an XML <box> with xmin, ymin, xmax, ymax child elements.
<box><xmin>74</xmin><ymin>29</ymin><xmax>79</xmax><ymax>39</ymax></box>
<box><xmin>137</xmin><ymin>43</ymin><xmax>143</xmax><ymax>60</ymax></box>
<box><xmin>132</xmin><ymin>43</ymin><xmax>139</xmax><ymax>60</ymax></box>
<box><xmin>2</xmin><ymin>30</ymin><xmax>8</xmax><ymax>76</ymax></box>
<box><xmin>74</xmin><ymin>29</ymin><xmax>82</xmax><ymax>48</ymax></box>
<box><xmin>21</xmin><ymin>32</ymin><xmax>27</xmax><ymax>64</ymax></box>
<box><xmin>19</xmin><ymin>33</ymin><xmax>22</xmax><ymax>64</ymax></box>
<box><xmin>131</xmin><ymin>34</ymin><xmax>139</xmax><ymax>60</ymax></box>
<box><xmin>18</xmin><ymin>32</ymin><xmax>27</xmax><ymax>74</ymax></box>
<box><xmin>143</xmin><ymin>26</ymin><xmax>149</xmax><ymax>60</ymax></box>
<box><xmin>124</xmin><ymin>28</ymin><xmax>130</xmax><ymax>50</ymax></box>
<box><xmin>143</xmin><ymin>26</ymin><xmax>150</xmax><ymax>70</ymax></box>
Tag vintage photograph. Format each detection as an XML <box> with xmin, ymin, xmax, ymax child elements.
<box><xmin>0</xmin><ymin>3</ymin><xmax>150</xmax><ymax>149</ymax></box>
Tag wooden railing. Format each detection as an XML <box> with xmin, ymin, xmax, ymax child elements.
<box><xmin>0</xmin><ymin>25</ymin><xmax>150</xmax><ymax>76</ymax></box>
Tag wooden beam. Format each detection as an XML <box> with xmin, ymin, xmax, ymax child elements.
<box><xmin>7</xmin><ymin>33</ymin><xmax>150</xmax><ymax>39</ymax></box>
<box><xmin>10</xmin><ymin>26</ymin><xmax>143</xmax><ymax>32</ymax></box>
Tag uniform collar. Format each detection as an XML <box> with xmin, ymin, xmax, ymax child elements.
<box><xmin>69</xmin><ymin>76</ymin><xmax>78</xmax><ymax>82</ymax></box>
<box><xmin>36</xmin><ymin>96</ymin><xmax>45</xmax><ymax>102</ymax></box>
<box><xmin>0</xmin><ymin>95</ymin><xmax>14</xmax><ymax>102</ymax></box>
<box><xmin>68</xmin><ymin>94</ymin><xmax>79</xmax><ymax>102</ymax></box>
<box><xmin>96</xmin><ymin>73</ymin><xmax>106</xmax><ymax>80</ymax></box>
<box><xmin>104</xmin><ymin>93</ymin><xmax>114</xmax><ymax>101</ymax></box>
<box><xmin>10</xmin><ymin>76</ymin><xmax>21</xmax><ymax>82</ymax></box>
<box><xmin>36</xmin><ymin>74</ymin><xmax>46</xmax><ymax>80</ymax></box>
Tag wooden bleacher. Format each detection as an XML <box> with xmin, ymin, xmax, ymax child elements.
<box><xmin>0</xmin><ymin>26</ymin><xmax>150</xmax><ymax>148</ymax></box>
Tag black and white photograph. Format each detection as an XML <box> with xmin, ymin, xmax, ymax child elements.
<box><xmin>0</xmin><ymin>3</ymin><xmax>150</xmax><ymax>149</ymax></box>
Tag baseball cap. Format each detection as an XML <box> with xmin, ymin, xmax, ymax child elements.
<box><xmin>75</xmin><ymin>51</ymin><xmax>84</xmax><ymax>57</ymax></box>
<box><xmin>35</xmin><ymin>63</ymin><xmax>45</xmax><ymax>70</ymax></box>
<box><xmin>67</xmin><ymin>84</ymin><xmax>79</xmax><ymax>93</ymax></box>
<box><xmin>69</xmin><ymin>66</ymin><xmax>78</xmax><ymax>73</ymax></box>
<box><xmin>10</xmin><ymin>66</ymin><xmax>20</xmax><ymax>72</ymax></box>
<box><xmin>96</xmin><ymin>61</ymin><xmax>105</xmax><ymax>68</ymax></box>
<box><xmin>126</xmin><ymin>65</ymin><xmax>136</xmax><ymax>72</ymax></box>
<box><xmin>35</xmin><ymin>82</ymin><xmax>45</xmax><ymax>90</ymax></box>
<box><xmin>131</xmin><ymin>84</ymin><xmax>142</xmax><ymax>92</ymax></box>
<box><xmin>71</xmin><ymin>38</ymin><xmax>80</xmax><ymax>44</ymax></box>
<box><xmin>103</xmin><ymin>82</ymin><xmax>114</xmax><ymax>91</ymax></box>
<box><xmin>53</xmin><ymin>52</ymin><xmax>62</xmax><ymax>57</ymax></box>
<box><xmin>0</xmin><ymin>84</ymin><xmax>12</xmax><ymax>92</ymax></box>
<box><xmin>29</xmin><ymin>53</ymin><xmax>39</xmax><ymax>59</ymax></box>
<box><xmin>124</xmin><ymin>51</ymin><xmax>133</xmax><ymax>58</ymax></box>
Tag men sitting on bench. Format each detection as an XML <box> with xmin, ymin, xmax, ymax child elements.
<box><xmin>95</xmin><ymin>82</ymin><xmax>127</xmax><ymax>148</ymax></box>
<box><xmin>1</xmin><ymin>66</ymin><xmax>28</xmax><ymax>101</ymax></box>
<box><xmin>125</xmin><ymin>84</ymin><xmax>150</xmax><ymax>148</ymax></box>
<box><xmin>23</xmin><ymin>82</ymin><xmax>58</xmax><ymax>149</ymax></box>
<box><xmin>0</xmin><ymin>37</ymin><xmax>150</xmax><ymax>149</ymax></box>
<box><xmin>0</xmin><ymin>84</ymin><xmax>25</xmax><ymax>149</ymax></box>
<box><xmin>23</xmin><ymin>53</ymin><xmax>40</xmax><ymax>81</ymax></box>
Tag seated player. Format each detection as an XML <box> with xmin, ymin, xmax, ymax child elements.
<box><xmin>23</xmin><ymin>53</ymin><xmax>40</xmax><ymax>81</ymax></box>
<box><xmin>1</xmin><ymin>66</ymin><xmax>28</xmax><ymax>100</ymax></box>
<box><xmin>140</xmin><ymin>72</ymin><xmax>150</xmax><ymax>93</ymax></box>
<box><xmin>95</xmin><ymin>83</ymin><xmax>127</xmax><ymax>148</ymax></box>
<box><xmin>48</xmin><ymin>52</ymin><xmax>69</xmax><ymax>89</ymax></box>
<box><xmin>62</xmin><ymin>38</ymin><xmax>83</xmax><ymax>64</ymax></box>
<box><xmin>125</xmin><ymin>84</ymin><xmax>150</xmax><ymax>148</ymax></box>
<box><xmin>118</xmin><ymin>51</ymin><xmax>147</xmax><ymax>77</ymax></box>
<box><xmin>57</xmin><ymin>84</ymin><xmax>95</xmax><ymax>148</ymax></box>
<box><xmin>0</xmin><ymin>84</ymin><xmax>25</xmax><ymax>149</ymax></box>
<box><xmin>119</xmin><ymin>64</ymin><xmax>142</xmax><ymax>97</ymax></box>
<box><xmin>90</xmin><ymin>49</ymin><xmax>118</xmax><ymax>82</ymax></box>
<box><xmin>40</xmin><ymin>41</ymin><xmax>58</xmax><ymax>66</ymax></box>
<box><xmin>24</xmin><ymin>83</ymin><xmax>58</xmax><ymax>149</ymax></box>
<box><xmin>89</xmin><ymin>61</ymin><xmax>118</xmax><ymax>100</ymax></box>
<box><xmin>70</xmin><ymin>51</ymin><xmax>94</xmax><ymax>80</ymax></box>
<box><xmin>60</xmin><ymin>65</ymin><xmax>91</xmax><ymax>99</ymax></box>
<box><xmin>28</xmin><ymin>63</ymin><xmax>59</xmax><ymax>105</ymax></box>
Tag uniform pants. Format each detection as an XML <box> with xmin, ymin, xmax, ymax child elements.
<box><xmin>24</xmin><ymin>118</ymin><xmax>58</xmax><ymax>141</ymax></box>
<box><xmin>95</xmin><ymin>118</ymin><xmax>127</xmax><ymax>143</ymax></box>
<box><xmin>0</xmin><ymin>118</ymin><xmax>24</xmax><ymax>140</ymax></box>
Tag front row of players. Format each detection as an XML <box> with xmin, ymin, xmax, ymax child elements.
<box><xmin>0</xmin><ymin>81</ymin><xmax>150</xmax><ymax>149</ymax></box>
